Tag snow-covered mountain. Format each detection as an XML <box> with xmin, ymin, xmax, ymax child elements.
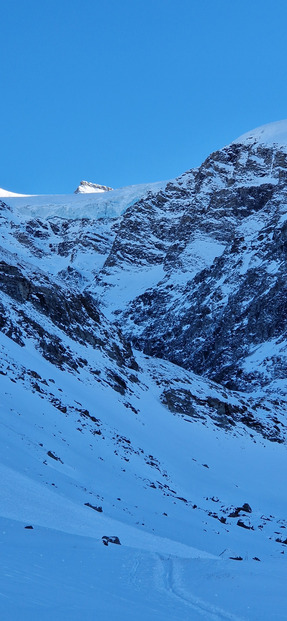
<box><xmin>0</xmin><ymin>187</ymin><xmax>29</xmax><ymax>197</ymax></box>
<box><xmin>1</xmin><ymin>121</ymin><xmax>287</xmax><ymax>620</ymax></box>
<box><xmin>74</xmin><ymin>180</ymin><xmax>113</xmax><ymax>194</ymax></box>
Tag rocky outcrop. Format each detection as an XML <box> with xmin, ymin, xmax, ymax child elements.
<box><xmin>75</xmin><ymin>181</ymin><xmax>113</xmax><ymax>193</ymax></box>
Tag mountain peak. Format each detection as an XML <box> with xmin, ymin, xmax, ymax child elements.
<box><xmin>75</xmin><ymin>180</ymin><xmax>113</xmax><ymax>194</ymax></box>
<box><xmin>233</xmin><ymin>119</ymin><xmax>287</xmax><ymax>149</ymax></box>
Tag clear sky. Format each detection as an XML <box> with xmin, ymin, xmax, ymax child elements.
<box><xmin>1</xmin><ymin>0</ymin><xmax>287</xmax><ymax>194</ymax></box>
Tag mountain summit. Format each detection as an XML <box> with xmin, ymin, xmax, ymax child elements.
<box><xmin>74</xmin><ymin>180</ymin><xmax>113</xmax><ymax>193</ymax></box>
<box><xmin>0</xmin><ymin>187</ymin><xmax>28</xmax><ymax>197</ymax></box>
<box><xmin>233</xmin><ymin>119</ymin><xmax>287</xmax><ymax>148</ymax></box>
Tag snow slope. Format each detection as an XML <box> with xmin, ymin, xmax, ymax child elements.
<box><xmin>233</xmin><ymin>119</ymin><xmax>287</xmax><ymax>149</ymax></box>
<box><xmin>0</xmin><ymin>187</ymin><xmax>29</xmax><ymax>197</ymax></box>
<box><xmin>1</xmin><ymin>329</ymin><xmax>287</xmax><ymax>620</ymax></box>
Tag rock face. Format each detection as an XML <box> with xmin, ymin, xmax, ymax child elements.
<box><xmin>93</xmin><ymin>123</ymin><xmax>287</xmax><ymax>395</ymax></box>
<box><xmin>2</xmin><ymin>120</ymin><xmax>287</xmax><ymax>441</ymax></box>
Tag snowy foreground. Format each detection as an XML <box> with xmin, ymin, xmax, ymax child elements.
<box><xmin>2</xmin><ymin>522</ymin><xmax>286</xmax><ymax>621</ymax></box>
<box><xmin>0</xmin><ymin>329</ymin><xmax>286</xmax><ymax>620</ymax></box>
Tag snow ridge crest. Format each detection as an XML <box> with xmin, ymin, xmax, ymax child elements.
<box><xmin>233</xmin><ymin>119</ymin><xmax>287</xmax><ymax>149</ymax></box>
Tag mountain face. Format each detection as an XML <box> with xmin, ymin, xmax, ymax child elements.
<box><xmin>112</xmin><ymin>134</ymin><xmax>287</xmax><ymax>392</ymax></box>
<box><xmin>1</xmin><ymin>121</ymin><xmax>287</xmax><ymax>619</ymax></box>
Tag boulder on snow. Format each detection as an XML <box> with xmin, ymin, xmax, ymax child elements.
<box><xmin>102</xmin><ymin>536</ymin><xmax>121</xmax><ymax>546</ymax></box>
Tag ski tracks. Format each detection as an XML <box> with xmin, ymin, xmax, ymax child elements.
<box><xmin>156</xmin><ymin>554</ymin><xmax>245</xmax><ymax>621</ymax></box>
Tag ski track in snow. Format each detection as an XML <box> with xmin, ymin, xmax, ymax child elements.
<box><xmin>157</xmin><ymin>556</ymin><xmax>245</xmax><ymax>621</ymax></box>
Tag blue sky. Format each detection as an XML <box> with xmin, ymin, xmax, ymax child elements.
<box><xmin>1</xmin><ymin>0</ymin><xmax>287</xmax><ymax>194</ymax></box>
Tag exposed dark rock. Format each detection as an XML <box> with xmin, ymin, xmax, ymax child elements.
<box><xmin>47</xmin><ymin>451</ymin><xmax>63</xmax><ymax>463</ymax></box>
<box><xmin>237</xmin><ymin>520</ymin><xmax>254</xmax><ymax>530</ymax></box>
<box><xmin>275</xmin><ymin>537</ymin><xmax>287</xmax><ymax>545</ymax></box>
<box><xmin>102</xmin><ymin>535</ymin><xmax>121</xmax><ymax>546</ymax></box>
<box><xmin>161</xmin><ymin>388</ymin><xmax>200</xmax><ymax>419</ymax></box>
<box><xmin>84</xmin><ymin>502</ymin><xmax>103</xmax><ymax>512</ymax></box>
<box><xmin>241</xmin><ymin>503</ymin><xmax>252</xmax><ymax>513</ymax></box>
<box><xmin>229</xmin><ymin>503</ymin><xmax>252</xmax><ymax>518</ymax></box>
